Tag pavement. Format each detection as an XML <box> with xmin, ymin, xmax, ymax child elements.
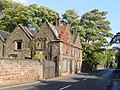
<box><xmin>105</xmin><ymin>69</ymin><xmax>120</xmax><ymax>90</ymax></box>
<box><xmin>111</xmin><ymin>69</ymin><xmax>120</xmax><ymax>90</ymax></box>
<box><xmin>112</xmin><ymin>79</ymin><xmax>120</xmax><ymax>90</ymax></box>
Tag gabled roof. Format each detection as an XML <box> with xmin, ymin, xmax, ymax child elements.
<box><xmin>46</xmin><ymin>21</ymin><xmax>59</xmax><ymax>39</ymax></box>
<box><xmin>42</xmin><ymin>21</ymin><xmax>82</xmax><ymax>48</ymax></box>
<box><xmin>56</xmin><ymin>26</ymin><xmax>66</xmax><ymax>36</ymax></box>
<box><xmin>17</xmin><ymin>24</ymin><xmax>35</xmax><ymax>40</ymax></box>
<box><xmin>72</xmin><ymin>34</ymin><xmax>82</xmax><ymax>49</ymax></box>
<box><xmin>0</xmin><ymin>30</ymin><xmax>10</xmax><ymax>42</ymax></box>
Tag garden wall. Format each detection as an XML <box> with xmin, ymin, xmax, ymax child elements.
<box><xmin>0</xmin><ymin>59</ymin><xmax>43</xmax><ymax>86</ymax></box>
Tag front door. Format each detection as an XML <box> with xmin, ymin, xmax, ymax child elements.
<box><xmin>54</xmin><ymin>56</ymin><xmax>59</xmax><ymax>77</ymax></box>
<box><xmin>70</xmin><ymin>60</ymin><xmax>72</xmax><ymax>74</ymax></box>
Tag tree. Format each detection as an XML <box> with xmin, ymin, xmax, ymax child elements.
<box><xmin>0</xmin><ymin>1</ymin><xmax>59</xmax><ymax>32</ymax></box>
<box><xmin>62</xmin><ymin>9</ymin><xmax>81</xmax><ymax>31</ymax></box>
<box><xmin>115</xmin><ymin>48</ymin><xmax>120</xmax><ymax>68</ymax></box>
<box><xmin>0</xmin><ymin>0</ymin><xmax>29</xmax><ymax>32</ymax></box>
<box><xmin>90</xmin><ymin>50</ymin><xmax>106</xmax><ymax>70</ymax></box>
<box><xmin>110</xmin><ymin>32</ymin><xmax>120</xmax><ymax>44</ymax></box>
<box><xmin>110</xmin><ymin>32</ymin><xmax>120</xmax><ymax>68</ymax></box>
<box><xmin>80</xmin><ymin>9</ymin><xmax>113</xmax><ymax>70</ymax></box>
<box><xmin>28</xmin><ymin>4</ymin><xmax>59</xmax><ymax>31</ymax></box>
<box><xmin>105</xmin><ymin>50</ymin><xmax>114</xmax><ymax>68</ymax></box>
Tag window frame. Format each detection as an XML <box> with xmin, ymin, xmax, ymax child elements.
<box><xmin>14</xmin><ymin>40</ymin><xmax>22</xmax><ymax>51</ymax></box>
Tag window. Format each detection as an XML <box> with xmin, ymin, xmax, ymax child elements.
<box><xmin>36</xmin><ymin>38</ymin><xmax>46</xmax><ymax>50</ymax></box>
<box><xmin>77</xmin><ymin>61</ymin><xmax>80</xmax><ymax>69</ymax></box>
<box><xmin>17</xmin><ymin>42</ymin><xmax>22</xmax><ymax>49</ymax></box>
<box><xmin>62</xmin><ymin>59</ymin><xmax>68</xmax><ymax>72</ymax></box>
<box><xmin>14</xmin><ymin>40</ymin><xmax>22</xmax><ymax>50</ymax></box>
<box><xmin>72</xmin><ymin>61</ymin><xmax>75</xmax><ymax>70</ymax></box>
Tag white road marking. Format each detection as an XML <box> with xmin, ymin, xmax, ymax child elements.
<box><xmin>82</xmin><ymin>78</ymin><xmax>88</xmax><ymax>81</ymax></box>
<box><xmin>59</xmin><ymin>85</ymin><xmax>71</xmax><ymax>90</ymax></box>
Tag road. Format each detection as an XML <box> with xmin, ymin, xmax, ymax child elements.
<box><xmin>0</xmin><ymin>69</ymin><xmax>115</xmax><ymax>90</ymax></box>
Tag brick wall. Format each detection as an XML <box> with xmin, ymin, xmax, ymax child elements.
<box><xmin>0</xmin><ymin>59</ymin><xmax>43</xmax><ymax>86</ymax></box>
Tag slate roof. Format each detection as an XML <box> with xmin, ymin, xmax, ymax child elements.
<box><xmin>0</xmin><ymin>30</ymin><xmax>10</xmax><ymax>42</ymax></box>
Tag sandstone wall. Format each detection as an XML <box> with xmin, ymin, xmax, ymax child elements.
<box><xmin>0</xmin><ymin>59</ymin><xmax>43</xmax><ymax>86</ymax></box>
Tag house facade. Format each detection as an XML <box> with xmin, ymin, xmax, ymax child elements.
<box><xmin>33</xmin><ymin>21</ymin><xmax>82</xmax><ymax>76</ymax></box>
<box><xmin>0</xmin><ymin>30</ymin><xmax>10</xmax><ymax>58</ymax></box>
<box><xmin>0</xmin><ymin>21</ymin><xmax>82</xmax><ymax>76</ymax></box>
<box><xmin>5</xmin><ymin>24</ymin><xmax>34</xmax><ymax>59</ymax></box>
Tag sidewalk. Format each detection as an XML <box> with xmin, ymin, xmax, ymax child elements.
<box><xmin>111</xmin><ymin>69</ymin><xmax>120</xmax><ymax>90</ymax></box>
<box><xmin>112</xmin><ymin>79</ymin><xmax>120</xmax><ymax>90</ymax></box>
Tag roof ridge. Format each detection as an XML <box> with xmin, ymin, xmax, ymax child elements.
<box><xmin>0</xmin><ymin>34</ymin><xmax>4</xmax><ymax>42</ymax></box>
<box><xmin>18</xmin><ymin>24</ymin><xmax>33</xmax><ymax>40</ymax></box>
<box><xmin>46</xmin><ymin>21</ymin><xmax>59</xmax><ymax>39</ymax></box>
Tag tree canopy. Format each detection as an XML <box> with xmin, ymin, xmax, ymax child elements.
<box><xmin>62</xmin><ymin>9</ymin><xmax>81</xmax><ymax>31</ymax></box>
<box><xmin>28</xmin><ymin>4</ymin><xmax>59</xmax><ymax>31</ymax></box>
<box><xmin>79</xmin><ymin>9</ymin><xmax>113</xmax><ymax>69</ymax></box>
<box><xmin>0</xmin><ymin>0</ymin><xmax>59</xmax><ymax>32</ymax></box>
<box><xmin>0</xmin><ymin>0</ymin><xmax>114</xmax><ymax>70</ymax></box>
<box><xmin>0</xmin><ymin>0</ymin><xmax>29</xmax><ymax>32</ymax></box>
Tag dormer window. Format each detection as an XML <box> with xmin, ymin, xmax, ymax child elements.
<box><xmin>14</xmin><ymin>40</ymin><xmax>22</xmax><ymax>50</ymax></box>
<box><xmin>17</xmin><ymin>41</ymin><xmax>22</xmax><ymax>49</ymax></box>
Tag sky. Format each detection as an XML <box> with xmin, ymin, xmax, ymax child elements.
<box><xmin>13</xmin><ymin>0</ymin><xmax>120</xmax><ymax>35</ymax></box>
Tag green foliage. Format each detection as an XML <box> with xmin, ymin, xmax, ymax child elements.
<box><xmin>79</xmin><ymin>9</ymin><xmax>113</xmax><ymax>70</ymax></box>
<box><xmin>62</xmin><ymin>9</ymin><xmax>81</xmax><ymax>30</ymax></box>
<box><xmin>62</xmin><ymin>9</ymin><xmax>114</xmax><ymax>70</ymax></box>
<box><xmin>0</xmin><ymin>0</ymin><xmax>29</xmax><ymax>32</ymax></box>
<box><xmin>28</xmin><ymin>4</ymin><xmax>59</xmax><ymax>31</ymax></box>
<box><xmin>0</xmin><ymin>1</ymin><xmax>114</xmax><ymax>70</ymax></box>
<box><xmin>103</xmin><ymin>50</ymin><xmax>114</xmax><ymax>68</ymax></box>
<box><xmin>34</xmin><ymin>53</ymin><xmax>44</xmax><ymax>61</ymax></box>
<box><xmin>0</xmin><ymin>0</ymin><xmax>59</xmax><ymax>32</ymax></box>
<box><xmin>115</xmin><ymin>48</ymin><xmax>120</xmax><ymax>68</ymax></box>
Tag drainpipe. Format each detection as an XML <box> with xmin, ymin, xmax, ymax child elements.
<box><xmin>3</xmin><ymin>38</ymin><xmax>6</xmax><ymax>58</ymax></box>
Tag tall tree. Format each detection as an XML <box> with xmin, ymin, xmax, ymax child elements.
<box><xmin>110</xmin><ymin>32</ymin><xmax>120</xmax><ymax>44</ymax></box>
<box><xmin>115</xmin><ymin>48</ymin><xmax>120</xmax><ymax>68</ymax></box>
<box><xmin>0</xmin><ymin>0</ymin><xmax>29</xmax><ymax>32</ymax></box>
<box><xmin>62</xmin><ymin>9</ymin><xmax>81</xmax><ymax>31</ymax></box>
<box><xmin>28</xmin><ymin>4</ymin><xmax>59</xmax><ymax>31</ymax></box>
<box><xmin>0</xmin><ymin>1</ymin><xmax>59</xmax><ymax>32</ymax></box>
<box><xmin>80</xmin><ymin>9</ymin><xmax>113</xmax><ymax>70</ymax></box>
<box><xmin>110</xmin><ymin>32</ymin><xmax>120</xmax><ymax>68</ymax></box>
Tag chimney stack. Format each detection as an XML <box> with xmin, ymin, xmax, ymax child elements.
<box><xmin>73</xmin><ymin>29</ymin><xmax>78</xmax><ymax>35</ymax></box>
<box><xmin>56</xmin><ymin>18</ymin><xmax>61</xmax><ymax>26</ymax></box>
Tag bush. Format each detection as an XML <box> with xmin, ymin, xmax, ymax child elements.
<box><xmin>34</xmin><ymin>53</ymin><xmax>44</xmax><ymax>61</ymax></box>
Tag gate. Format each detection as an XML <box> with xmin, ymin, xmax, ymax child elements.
<box><xmin>44</xmin><ymin>61</ymin><xmax>55</xmax><ymax>79</ymax></box>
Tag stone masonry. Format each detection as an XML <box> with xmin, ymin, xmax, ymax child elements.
<box><xmin>0</xmin><ymin>59</ymin><xmax>43</xmax><ymax>86</ymax></box>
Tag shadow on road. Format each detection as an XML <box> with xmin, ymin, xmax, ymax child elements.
<box><xmin>105</xmin><ymin>69</ymin><xmax>120</xmax><ymax>90</ymax></box>
<box><xmin>26</xmin><ymin>69</ymin><xmax>111</xmax><ymax>90</ymax></box>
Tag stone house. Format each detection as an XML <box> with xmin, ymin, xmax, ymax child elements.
<box><xmin>0</xmin><ymin>21</ymin><xmax>82</xmax><ymax>77</ymax></box>
<box><xmin>0</xmin><ymin>30</ymin><xmax>10</xmax><ymax>58</ymax></box>
<box><xmin>33</xmin><ymin>21</ymin><xmax>82</xmax><ymax>76</ymax></box>
<box><xmin>5</xmin><ymin>24</ymin><xmax>34</xmax><ymax>59</ymax></box>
